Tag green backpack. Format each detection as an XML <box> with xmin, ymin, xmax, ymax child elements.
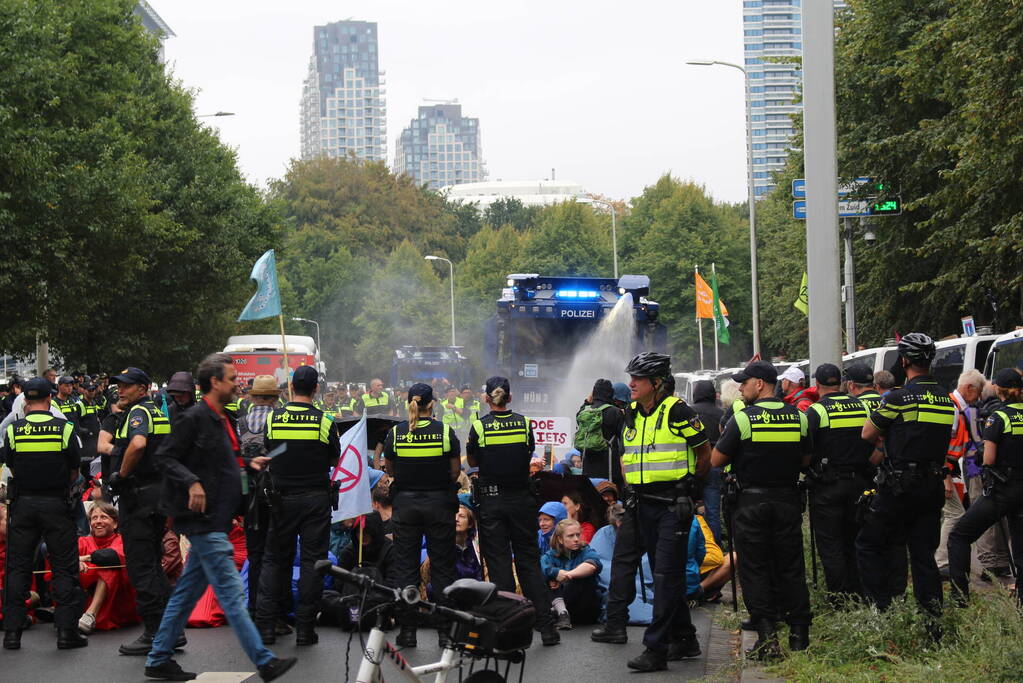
<box><xmin>574</xmin><ymin>403</ymin><xmax>613</xmax><ymax>452</ymax></box>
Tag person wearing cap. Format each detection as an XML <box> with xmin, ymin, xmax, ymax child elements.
<box><xmin>107</xmin><ymin>366</ymin><xmax>175</xmax><ymax>656</ymax></box>
<box><xmin>466</xmin><ymin>376</ymin><xmax>561</xmax><ymax>647</ymax></box>
<box><xmin>159</xmin><ymin>371</ymin><xmax>197</xmax><ymax>428</ymax></box>
<box><xmin>255</xmin><ymin>364</ymin><xmax>340</xmax><ymax>647</ymax></box>
<box><xmin>439</xmin><ymin>385</ymin><xmax>464</xmax><ymax>432</ymax></box>
<box><xmin>460</xmin><ymin>384</ymin><xmax>481</xmax><ymax>425</ymax></box>
<box><xmin>575</xmin><ymin>379</ymin><xmax>626</xmax><ymax>489</ymax></box>
<box><xmin>146</xmin><ymin>353</ymin><xmax>297</xmax><ymax>682</ymax></box>
<box><xmin>381</xmin><ymin>383</ymin><xmax>461</xmax><ymax>649</ymax></box>
<box><xmin>780</xmin><ymin>366</ymin><xmax>817</xmax><ymax>412</ymax></box>
<box><xmin>338</xmin><ymin>385</ymin><xmax>357</xmax><ymax>418</ymax></box>
<box><xmin>1</xmin><ymin>377</ymin><xmax>88</xmax><ymax>650</ymax></box>
<box><xmin>77</xmin><ymin>380</ymin><xmax>105</xmax><ymax>474</ymax></box>
<box><xmin>55</xmin><ymin>376</ymin><xmax>82</xmax><ymax>425</ymax></box>
<box><xmin>856</xmin><ymin>333</ymin><xmax>956</xmax><ymax>628</ymax></box>
<box><xmin>948</xmin><ymin>368</ymin><xmax>1023</xmax><ymax>605</ymax></box>
<box><xmin>844</xmin><ymin>363</ymin><xmax>883</xmax><ymax>413</ymax></box>
<box><xmin>594</xmin><ymin>352</ymin><xmax>710</xmax><ymax>673</ymax></box>
<box><xmin>711</xmin><ymin>360</ymin><xmax>811</xmax><ymax>660</ymax></box>
<box><xmin>805</xmin><ymin>363</ymin><xmax>874</xmax><ymax>602</ymax></box>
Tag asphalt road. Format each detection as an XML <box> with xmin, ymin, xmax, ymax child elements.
<box><xmin>0</xmin><ymin>605</ymin><xmax>720</xmax><ymax>683</ymax></box>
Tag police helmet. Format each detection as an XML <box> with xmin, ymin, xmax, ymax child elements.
<box><xmin>625</xmin><ymin>352</ymin><xmax>671</xmax><ymax>379</ymax></box>
<box><xmin>897</xmin><ymin>332</ymin><xmax>936</xmax><ymax>366</ymax></box>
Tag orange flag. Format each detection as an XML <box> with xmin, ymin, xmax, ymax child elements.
<box><xmin>696</xmin><ymin>271</ymin><xmax>728</xmax><ymax>319</ymax></box>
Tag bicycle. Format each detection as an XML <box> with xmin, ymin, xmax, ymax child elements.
<box><xmin>315</xmin><ymin>560</ymin><xmax>530</xmax><ymax>683</ymax></box>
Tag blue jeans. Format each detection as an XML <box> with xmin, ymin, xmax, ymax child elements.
<box><xmin>147</xmin><ymin>531</ymin><xmax>275</xmax><ymax>668</ymax></box>
<box><xmin>703</xmin><ymin>466</ymin><xmax>724</xmax><ymax>545</ymax></box>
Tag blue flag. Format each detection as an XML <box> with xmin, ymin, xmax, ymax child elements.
<box><xmin>238</xmin><ymin>249</ymin><xmax>282</xmax><ymax>321</ymax></box>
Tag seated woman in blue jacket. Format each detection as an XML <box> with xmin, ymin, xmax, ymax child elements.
<box><xmin>540</xmin><ymin>519</ymin><xmax>603</xmax><ymax>629</ymax></box>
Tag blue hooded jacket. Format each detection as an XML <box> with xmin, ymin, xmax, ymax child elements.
<box><xmin>537</xmin><ymin>501</ymin><xmax>567</xmax><ymax>552</ymax></box>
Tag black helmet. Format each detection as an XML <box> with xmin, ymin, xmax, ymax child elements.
<box><xmin>898</xmin><ymin>332</ymin><xmax>936</xmax><ymax>365</ymax></box>
<box><xmin>625</xmin><ymin>352</ymin><xmax>671</xmax><ymax>379</ymax></box>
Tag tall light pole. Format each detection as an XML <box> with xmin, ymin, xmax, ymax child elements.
<box><xmin>290</xmin><ymin>317</ymin><xmax>321</xmax><ymax>358</ymax></box>
<box><xmin>686</xmin><ymin>59</ymin><xmax>761</xmax><ymax>358</ymax></box>
<box><xmin>425</xmin><ymin>255</ymin><xmax>456</xmax><ymax>346</ymax></box>
<box><xmin>578</xmin><ymin>197</ymin><xmax>618</xmax><ymax>279</ymax></box>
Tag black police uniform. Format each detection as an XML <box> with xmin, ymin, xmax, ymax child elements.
<box><xmin>716</xmin><ymin>398</ymin><xmax>812</xmax><ymax>639</ymax></box>
<box><xmin>466</xmin><ymin>407</ymin><xmax>555</xmax><ymax>633</ymax></box>
<box><xmin>77</xmin><ymin>394</ymin><xmax>103</xmax><ymax>473</ymax></box>
<box><xmin>806</xmin><ymin>392</ymin><xmax>874</xmax><ymax>598</ymax></box>
<box><xmin>113</xmin><ymin>394</ymin><xmax>172</xmax><ymax>642</ymax></box>
<box><xmin>383</xmin><ymin>414</ymin><xmax>460</xmax><ymax>634</ymax></box>
<box><xmin>256</xmin><ymin>401</ymin><xmax>339</xmax><ymax>641</ymax></box>
<box><xmin>856</xmin><ymin>390</ymin><xmax>884</xmax><ymax>414</ymax></box>
<box><xmin>855</xmin><ymin>375</ymin><xmax>955</xmax><ymax>614</ymax></box>
<box><xmin>1</xmin><ymin>408</ymin><xmax>84</xmax><ymax>644</ymax></box>
<box><xmin>948</xmin><ymin>398</ymin><xmax>1023</xmax><ymax>602</ymax></box>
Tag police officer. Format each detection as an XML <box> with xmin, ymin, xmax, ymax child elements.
<box><xmin>460</xmin><ymin>385</ymin><xmax>481</xmax><ymax>424</ymax></box>
<box><xmin>339</xmin><ymin>385</ymin><xmax>357</xmax><ymax>418</ymax></box>
<box><xmin>382</xmin><ymin>383</ymin><xmax>461</xmax><ymax>649</ymax></box>
<box><xmin>256</xmin><ymin>365</ymin><xmax>338</xmax><ymax>646</ymax></box>
<box><xmin>359</xmin><ymin>378</ymin><xmax>393</xmax><ymax>416</ymax></box>
<box><xmin>77</xmin><ymin>380</ymin><xmax>104</xmax><ymax>474</ymax></box>
<box><xmin>466</xmin><ymin>376</ymin><xmax>560</xmax><ymax>647</ymax></box>
<box><xmin>845</xmin><ymin>364</ymin><xmax>883</xmax><ymax>413</ymax></box>
<box><xmin>54</xmin><ymin>376</ymin><xmax>80</xmax><ymax>425</ymax></box>
<box><xmin>857</xmin><ymin>333</ymin><xmax>955</xmax><ymax>625</ymax></box>
<box><xmin>712</xmin><ymin>360</ymin><xmax>811</xmax><ymax>660</ymax></box>
<box><xmin>1</xmin><ymin>377</ymin><xmax>88</xmax><ymax>650</ymax></box>
<box><xmin>948</xmin><ymin>368</ymin><xmax>1023</xmax><ymax>604</ymax></box>
<box><xmin>600</xmin><ymin>353</ymin><xmax>710</xmax><ymax>673</ymax></box>
<box><xmin>107</xmin><ymin>367</ymin><xmax>175</xmax><ymax>656</ymax></box>
<box><xmin>805</xmin><ymin>363</ymin><xmax>874</xmax><ymax>601</ymax></box>
<box><xmin>319</xmin><ymin>391</ymin><xmax>340</xmax><ymax>421</ymax></box>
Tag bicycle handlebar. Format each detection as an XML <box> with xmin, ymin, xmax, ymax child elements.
<box><xmin>314</xmin><ymin>560</ymin><xmax>489</xmax><ymax>629</ymax></box>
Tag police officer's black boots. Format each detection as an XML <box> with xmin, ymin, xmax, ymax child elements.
<box><xmin>57</xmin><ymin>628</ymin><xmax>88</xmax><ymax>649</ymax></box>
<box><xmin>788</xmin><ymin>624</ymin><xmax>809</xmax><ymax>652</ymax></box>
<box><xmin>258</xmin><ymin>622</ymin><xmax>277</xmax><ymax>645</ymax></box>
<box><xmin>295</xmin><ymin>624</ymin><xmax>318</xmax><ymax>646</ymax></box>
<box><xmin>3</xmin><ymin>630</ymin><xmax>22</xmax><ymax>650</ymax></box>
<box><xmin>590</xmin><ymin>622</ymin><xmax>628</xmax><ymax>644</ymax></box>
<box><xmin>396</xmin><ymin>626</ymin><xmax>417</xmax><ymax>648</ymax></box>
<box><xmin>745</xmin><ymin>619</ymin><xmax>781</xmax><ymax>662</ymax></box>
<box><xmin>540</xmin><ymin>622</ymin><xmax>561</xmax><ymax>646</ymax></box>
<box><xmin>626</xmin><ymin>647</ymin><xmax>669</xmax><ymax>672</ymax></box>
<box><xmin>667</xmin><ymin>634</ymin><xmax>701</xmax><ymax>660</ymax></box>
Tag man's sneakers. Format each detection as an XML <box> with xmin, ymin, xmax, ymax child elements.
<box><xmin>590</xmin><ymin>623</ymin><xmax>628</xmax><ymax>644</ymax></box>
<box><xmin>56</xmin><ymin>628</ymin><xmax>89</xmax><ymax>649</ymax></box>
<box><xmin>554</xmin><ymin>611</ymin><xmax>573</xmax><ymax>630</ymax></box>
<box><xmin>627</xmin><ymin>648</ymin><xmax>668</xmax><ymax>672</ymax></box>
<box><xmin>667</xmin><ymin>635</ymin><xmax>701</xmax><ymax>661</ymax></box>
<box><xmin>259</xmin><ymin>656</ymin><xmax>298</xmax><ymax>682</ymax></box>
<box><xmin>120</xmin><ymin>631</ymin><xmax>188</xmax><ymax>656</ymax></box>
<box><xmin>145</xmin><ymin>659</ymin><xmax>197</xmax><ymax>681</ymax></box>
<box><xmin>396</xmin><ymin>626</ymin><xmax>417</xmax><ymax>648</ymax></box>
<box><xmin>78</xmin><ymin>612</ymin><xmax>97</xmax><ymax>635</ymax></box>
<box><xmin>539</xmin><ymin>622</ymin><xmax>561</xmax><ymax>646</ymax></box>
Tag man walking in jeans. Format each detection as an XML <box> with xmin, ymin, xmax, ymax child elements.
<box><xmin>144</xmin><ymin>353</ymin><xmax>295</xmax><ymax>681</ymax></box>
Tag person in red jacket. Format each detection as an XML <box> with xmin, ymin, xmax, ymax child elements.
<box><xmin>77</xmin><ymin>501</ymin><xmax>139</xmax><ymax>634</ymax></box>
<box><xmin>780</xmin><ymin>366</ymin><xmax>818</xmax><ymax>412</ymax></box>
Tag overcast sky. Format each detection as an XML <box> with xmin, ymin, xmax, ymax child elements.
<box><xmin>158</xmin><ymin>1</ymin><xmax>748</xmax><ymax>204</ymax></box>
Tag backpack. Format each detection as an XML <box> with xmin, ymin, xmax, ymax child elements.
<box><xmin>574</xmin><ymin>403</ymin><xmax>613</xmax><ymax>453</ymax></box>
<box><xmin>237</xmin><ymin>414</ymin><xmax>267</xmax><ymax>462</ymax></box>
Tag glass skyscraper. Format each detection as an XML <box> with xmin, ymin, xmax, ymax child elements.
<box><xmin>394</xmin><ymin>103</ymin><xmax>486</xmax><ymax>190</ymax></box>
<box><xmin>300</xmin><ymin>20</ymin><xmax>386</xmax><ymax>162</ymax></box>
<box><xmin>743</xmin><ymin>0</ymin><xmax>845</xmax><ymax>198</ymax></box>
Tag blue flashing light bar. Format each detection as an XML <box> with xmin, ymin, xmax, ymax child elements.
<box><xmin>556</xmin><ymin>290</ymin><xmax>601</xmax><ymax>299</ymax></box>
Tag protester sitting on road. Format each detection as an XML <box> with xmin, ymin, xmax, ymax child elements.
<box><xmin>421</xmin><ymin>503</ymin><xmax>484</xmax><ymax>594</ymax></box>
<box><xmin>76</xmin><ymin>502</ymin><xmax>138</xmax><ymax>634</ymax></box>
<box><xmin>595</xmin><ymin>480</ymin><xmax>619</xmax><ymax>506</ymax></box>
<box><xmin>325</xmin><ymin>513</ymin><xmax>396</xmax><ymax>631</ymax></box>
<box><xmin>541</xmin><ymin>519</ymin><xmax>603</xmax><ymax>629</ymax></box>
<box><xmin>569</xmin><ymin>453</ymin><xmax>584</xmax><ymax>473</ymax></box>
<box><xmin>561</xmin><ymin>490</ymin><xmax>599</xmax><ymax>543</ymax></box>
<box><xmin>681</xmin><ymin>516</ymin><xmax>707</xmax><ymax>602</ymax></box>
<box><xmin>529</xmin><ymin>456</ymin><xmax>545</xmax><ymax>476</ymax></box>
<box><xmin>371</xmin><ymin>484</ymin><xmax>394</xmax><ymax>537</ymax></box>
<box><xmin>690</xmin><ymin>514</ymin><xmax>732</xmax><ymax>604</ymax></box>
<box><xmin>538</xmin><ymin>501</ymin><xmax>567</xmax><ymax>552</ymax></box>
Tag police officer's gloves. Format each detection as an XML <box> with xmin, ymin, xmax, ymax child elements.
<box><xmin>106</xmin><ymin>471</ymin><xmax>129</xmax><ymax>494</ymax></box>
<box><xmin>981</xmin><ymin>465</ymin><xmax>1005</xmax><ymax>497</ymax></box>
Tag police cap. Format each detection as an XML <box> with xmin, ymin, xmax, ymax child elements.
<box><xmin>993</xmin><ymin>368</ymin><xmax>1023</xmax><ymax>390</ymax></box>
<box><xmin>23</xmin><ymin>377</ymin><xmax>53</xmax><ymax>400</ymax></box>
<box><xmin>732</xmin><ymin>361</ymin><xmax>778</xmax><ymax>384</ymax></box>
<box><xmin>407</xmin><ymin>382</ymin><xmax>434</xmax><ymax>404</ymax></box>
<box><xmin>485</xmin><ymin>376</ymin><xmax>511</xmax><ymax>396</ymax></box>
<box><xmin>58</xmin><ymin>376</ymin><xmax>75</xmax><ymax>385</ymax></box>
<box><xmin>111</xmin><ymin>367</ymin><xmax>151</xmax><ymax>386</ymax></box>
<box><xmin>291</xmin><ymin>365</ymin><xmax>318</xmax><ymax>393</ymax></box>
<box><xmin>813</xmin><ymin>363</ymin><xmax>842</xmax><ymax>387</ymax></box>
<box><xmin>844</xmin><ymin>363</ymin><xmax>874</xmax><ymax>384</ymax></box>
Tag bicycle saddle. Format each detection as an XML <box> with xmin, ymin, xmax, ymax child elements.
<box><xmin>443</xmin><ymin>578</ymin><xmax>497</xmax><ymax>609</ymax></box>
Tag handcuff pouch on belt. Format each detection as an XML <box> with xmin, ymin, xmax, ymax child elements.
<box><xmin>982</xmin><ymin>465</ymin><xmax>1009</xmax><ymax>497</ymax></box>
<box><xmin>471</xmin><ymin>479</ymin><xmax>500</xmax><ymax>507</ymax></box>
<box><xmin>330</xmin><ymin>479</ymin><xmax>342</xmax><ymax>511</ymax></box>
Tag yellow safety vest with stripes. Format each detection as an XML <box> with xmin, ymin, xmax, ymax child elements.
<box><xmin>389</xmin><ymin>418</ymin><xmax>454</xmax><ymax>490</ymax></box>
<box><xmin>471</xmin><ymin>412</ymin><xmax>529</xmax><ymax>447</ymax></box>
<box><xmin>4</xmin><ymin>412</ymin><xmax>77</xmax><ymax>493</ymax></box>
<box><xmin>266</xmin><ymin>404</ymin><xmax>334</xmax><ymax>443</ymax></box>
<box><xmin>621</xmin><ymin>396</ymin><xmax>700</xmax><ymax>485</ymax></box>
<box><xmin>988</xmin><ymin>403</ymin><xmax>1023</xmax><ymax>469</ymax></box>
<box><xmin>729</xmin><ymin>398</ymin><xmax>807</xmax><ymax>487</ymax></box>
<box><xmin>116</xmin><ymin>401</ymin><xmax>171</xmax><ymax>440</ymax></box>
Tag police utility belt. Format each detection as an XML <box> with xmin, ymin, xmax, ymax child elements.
<box><xmin>807</xmin><ymin>460</ymin><xmax>868</xmax><ymax>485</ymax></box>
<box><xmin>875</xmin><ymin>460</ymin><xmax>944</xmax><ymax>494</ymax></box>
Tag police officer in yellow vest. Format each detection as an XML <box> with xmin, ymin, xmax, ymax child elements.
<box><xmin>605</xmin><ymin>353</ymin><xmax>710</xmax><ymax>673</ymax></box>
<box><xmin>105</xmin><ymin>367</ymin><xmax>176</xmax><ymax>656</ymax></box>
<box><xmin>712</xmin><ymin>360</ymin><xmax>812</xmax><ymax>661</ymax></box>
<box><xmin>338</xmin><ymin>385</ymin><xmax>357</xmax><ymax>418</ymax></box>
<box><xmin>440</xmin><ymin>385</ymin><xmax>464</xmax><ymax>431</ymax></box>
<box><xmin>359</xmin><ymin>378</ymin><xmax>393</xmax><ymax>416</ymax></box>
<box><xmin>383</xmin><ymin>383</ymin><xmax>461</xmax><ymax>649</ymax></box>
<box><xmin>1</xmin><ymin>378</ymin><xmax>88</xmax><ymax>650</ymax></box>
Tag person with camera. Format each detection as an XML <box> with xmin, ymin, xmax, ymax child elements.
<box><xmin>711</xmin><ymin>360</ymin><xmax>812</xmax><ymax>661</ymax></box>
<box><xmin>382</xmin><ymin>383</ymin><xmax>461</xmax><ymax>649</ymax></box>
<box><xmin>595</xmin><ymin>352</ymin><xmax>710</xmax><ymax>673</ymax></box>
<box><xmin>106</xmin><ymin>367</ymin><xmax>175</xmax><ymax>656</ymax></box>
<box><xmin>466</xmin><ymin>376</ymin><xmax>560</xmax><ymax>647</ymax></box>
<box><xmin>1</xmin><ymin>377</ymin><xmax>87</xmax><ymax>650</ymax></box>
<box><xmin>255</xmin><ymin>365</ymin><xmax>339</xmax><ymax>648</ymax></box>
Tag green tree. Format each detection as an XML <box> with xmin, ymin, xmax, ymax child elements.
<box><xmin>0</xmin><ymin>0</ymin><xmax>278</xmax><ymax>377</ymax></box>
<box><xmin>518</xmin><ymin>201</ymin><xmax>613</xmax><ymax>277</ymax></box>
<box><xmin>483</xmin><ymin>198</ymin><xmax>541</xmax><ymax>232</ymax></box>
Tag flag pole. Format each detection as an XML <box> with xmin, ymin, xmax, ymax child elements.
<box><xmin>357</xmin><ymin>516</ymin><xmax>364</xmax><ymax>567</ymax></box>
<box><xmin>696</xmin><ymin>265</ymin><xmax>705</xmax><ymax>371</ymax></box>
<box><xmin>712</xmin><ymin>263</ymin><xmax>720</xmax><ymax>370</ymax></box>
<box><xmin>278</xmin><ymin>313</ymin><xmax>293</xmax><ymax>401</ymax></box>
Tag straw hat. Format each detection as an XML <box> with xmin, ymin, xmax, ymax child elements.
<box><xmin>250</xmin><ymin>375</ymin><xmax>280</xmax><ymax>396</ymax></box>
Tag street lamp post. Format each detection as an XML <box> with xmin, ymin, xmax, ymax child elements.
<box><xmin>579</xmin><ymin>197</ymin><xmax>618</xmax><ymax>279</ymax></box>
<box><xmin>686</xmin><ymin>59</ymin><xmax>762</xmax><ymax>358</ymax></box>
<box><xmin>425</xmin><ymin>255</ymin><xmax>456</xmax><ymax>346</ymax></box>
<box><xmin>291</xmin><ymin>317</ymin><xmax>321</xmax><ymax>360</ymax></box>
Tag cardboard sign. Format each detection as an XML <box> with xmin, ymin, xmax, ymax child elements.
<box><xmin>530</xmin><ymin>417</ymin><xmax>572</xmax><ymax>447</ymax></box>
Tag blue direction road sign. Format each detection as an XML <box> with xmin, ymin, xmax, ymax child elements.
<box><xmin>792</xmin><ymin>177</ymin><xmax>895</xmax><ymax>200</ymax></box>
<box><xmin>792</xmin><ymin>179</ymin><xmax>806</xmax><ymax>199</ymax></box>
<box><xmin>792</xmin><ymin>197</ymin><xmax>903</xmax><ymax>220</ymax></box>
